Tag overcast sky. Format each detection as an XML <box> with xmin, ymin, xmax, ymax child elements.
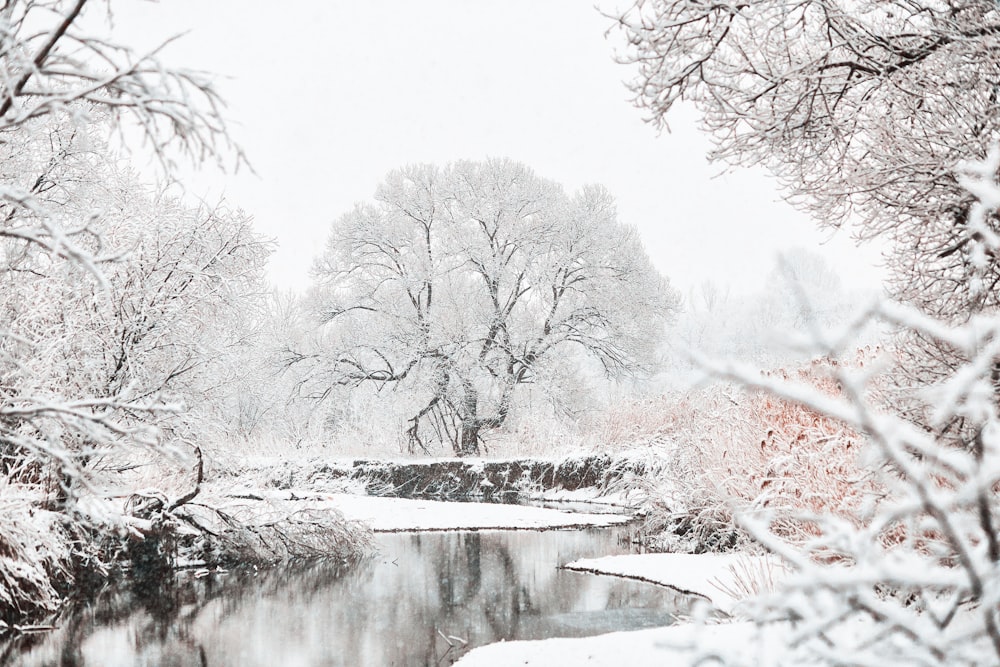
<box><xmin>113</xmin><ymin>1</ymin><xmax>885</xmax><ymax>297</ymax></box>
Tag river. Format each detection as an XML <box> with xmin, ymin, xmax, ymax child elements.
<box><xmin>6</xmin><ymin>524</ymin><xmax>694</xmax><ymax>666</ymax></box>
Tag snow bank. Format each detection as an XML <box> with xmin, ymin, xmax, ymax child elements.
<box><xmin>563</xmin><ymin>553</ymin><xmax>784</xmax><ymax>615</ymax></box>
<box><xmin>454</xmin><ymin>620</ymin><xmax>791</xmax><ymax>666</ymax></box>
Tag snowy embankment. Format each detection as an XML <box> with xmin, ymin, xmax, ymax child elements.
<box><xmin>227</xmin><ymin>451</ymin><xmax>661</xmax><ymax>505</ymax></box>
<box><xmin>454</xmin><ymin>621</ymin><xmax>789</xmax><ymax>666</ymax></box>
<box><xmin>221</xmin><ymin>488</ymin><xmax>631</xmax><ymax>532</ymax></box>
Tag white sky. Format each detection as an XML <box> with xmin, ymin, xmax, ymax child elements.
<box><xmin>111</xmin><ymin>1</ymin><xmax>885</xmax><ymax>297</ymax></box>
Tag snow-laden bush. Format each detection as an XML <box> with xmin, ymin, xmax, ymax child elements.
<box><xmin>0</xmin><ymin>499</ymin><xmax>69</xmax><ymax>626</ymax></box>
<box><xmin>579</xmin><ymin>358</ymin><xmax>875</xmax><ymax>554</ymax></box>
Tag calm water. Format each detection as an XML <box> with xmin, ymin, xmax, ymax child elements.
<box><xmin>6</xmin><ymin>526</ymin><xmax>693</xmax><ymax>666</ymax></box>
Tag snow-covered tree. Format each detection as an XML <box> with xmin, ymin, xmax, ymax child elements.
<box><xmin>2</xmin><ymin>122</ymin><xmax>270</xmax><ymax>505</ymax></box>
<box><xmin>0</xmin><ymin>0</ymin><xmax>256</xmax><ymax>623</ymax></box>
<box><xmin>304</xmin><ymin>159</ymin><xmax>679</xmax><ymax>456</ymax></box>
<box><xmin>610</xmin><ymin>5</ymin><xmax>1000</xmax><ymax>660</ymax></box>
<box><xmin>664</xmin><ymin>250</ymin><xmax>877</xmax><ymax>385</ymax></box>
<box><xmin>613</xmin><ymin>1</ymin><xmax>998</xmax><ymax>324</ymax></box>
<box><xmin>0</xmin><ymin>0</ymin><xmax>239</xmax><ymax>496</ymax></box>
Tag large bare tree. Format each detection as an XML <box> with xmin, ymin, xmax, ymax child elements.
<box><xmin>305</xmin><ymin>159</ymin><xmax>678</xmax><ymax>456</ymax></box>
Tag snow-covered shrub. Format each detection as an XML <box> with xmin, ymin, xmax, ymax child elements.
<box><xmin>593</xmin><ymin>355</ymin><xmax>876</xmax><ymax>553</ymax></box>
<box><xmin>172</xmin><ymin>501</ymin><xmax>372</xmax><ymax>568</ymax></box>
<box><xmin>715</xmin><ymin>353</ymin><xmax>880</xmax><ymax>544</ymax></box>
<box><xmin>689</xmin><ymin>303</ymin><xmax>1000</xmax><ymax>664</ymax></box>
<box><xmin>579</xmin><ymin>394</ymin><xmax>677</xmax><ymax>451</ymax></box>
<box><xmin>0</xmin><ymin>500</ymin><xmax>69</xmax><ymax>626</ymax></box>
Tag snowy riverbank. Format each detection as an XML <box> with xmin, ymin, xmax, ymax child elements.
<box><xmin>454</xmin><ymin>621</ymin><xmax>784</xmax><ymax>666</ymax></box>
<box><xmin>217</xmin><ymin>487</ymin><xmax>632</xmax><ymax>532</ymax></box>
<box><xmin>457</xmin><ymin>553</ymin><xmax>786</xmax><ymax>665</ymax></box>
<box><xmin>261</xmin><ymin>482</ymin><xmax>776</xmax><ymax>667</ymax></box>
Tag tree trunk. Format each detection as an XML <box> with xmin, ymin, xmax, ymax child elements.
<box><xmin>458</xmin><ymin>422</ymin><xmax>480</xmax><ymax>457</ymax></box>
<box><xmin>456</xmin><ymin>379</ymin><xmax>482</xmax><ymax>457</ymax></box>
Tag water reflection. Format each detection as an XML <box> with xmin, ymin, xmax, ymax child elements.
<box><xmin>8</xmin><ymin>526</ymin><xmax>692</xmax><ymax>666</ymax></box>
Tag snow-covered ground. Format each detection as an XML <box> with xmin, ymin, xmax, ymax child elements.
<box><xmin>454</xmin><ymin>620</ymin><xmax>790</xmax><ymax>666</ymax></box>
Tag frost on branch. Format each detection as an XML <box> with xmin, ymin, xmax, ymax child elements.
<box><xmin>688</xmin><ymin>308</ymin><xmax>1000</xmax><ymax>664</ymax></box>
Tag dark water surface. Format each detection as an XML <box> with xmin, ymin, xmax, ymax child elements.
<box><xmin>7</xmin><ymin>526</ymin><xmax>693</xmax><ymax>666</ymax></box>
